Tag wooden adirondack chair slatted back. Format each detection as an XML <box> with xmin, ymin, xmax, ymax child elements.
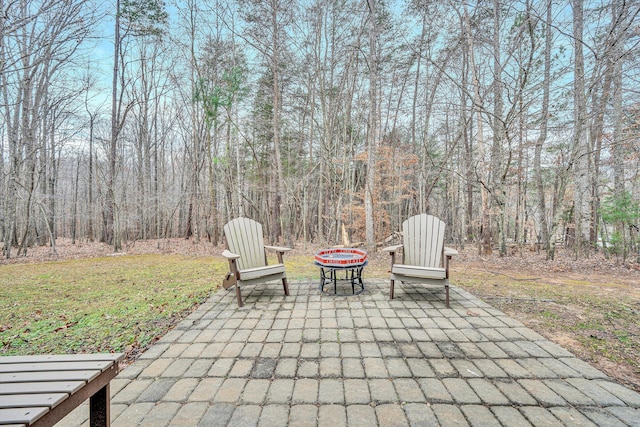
<box><xmin>402</xmin><ymin>214</ymin><xmax>445</xmax><ymax>268</ymax></box>
<box><xmin>224</xmin><ymin>217</ymin><xmax>267</xmax><ymax>271</ymax></box>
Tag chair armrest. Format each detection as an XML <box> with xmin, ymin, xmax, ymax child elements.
<box><xmin>264</xmin><ymin>245</ymin><xmax>291</xmax><ymax>264</ymax></box>
<box><xmin>221</xmin><ymin>249</ymin><xmax>240</xmax><ymax>260</ymax></box>
<box><xmin>382</xmin><ymin>244</ymin><xmax>403</xmax><ymax>254</ymax></box>
<box><xmin>444</xmin><ymin>247</ymin><xmax>458</xmax><ymax>257</ymax></box>
<box><xmin>264</xmin><ymin>245</ymin><xmax>292</xmax><ymax>253</ymax></box>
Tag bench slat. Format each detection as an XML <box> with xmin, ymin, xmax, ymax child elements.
<box><xmin>0</xmin><ymin>361</ymin><xmax>112</xmax><ymax>374</ymax></box>
<box><xmin>0</xmin><ymin>354</ymin><xmax>122</xmax><ymax>364</ymax></box>
<box><xmin>0</xmin><ymin>381</ymin><xmax>85</xmax><ymax>396</ymax></box>
<box><xmin>0</xmin><ymin>407</ymin><xmax>48</xmax><ymax>425</ymax></box>
<box><xmin>0</xmin><ymin>394</ymin><xmax>68</xmax><ymax>409</ymax></box>
<box><xmin>0</xmin><ymin>370</ymin><xmax>99</xmax><ymax>384</ymax></box>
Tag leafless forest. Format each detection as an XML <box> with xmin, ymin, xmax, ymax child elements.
<box><xmin>2</xmin><ymin>0</ymin><xmax>639</xmax><ymax>260</ymax></box>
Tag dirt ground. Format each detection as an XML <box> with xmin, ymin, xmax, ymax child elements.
<box><xmin>3</xmin><ymin>238</ymin><xmax>639</xmax><ymax>391</ymax></box>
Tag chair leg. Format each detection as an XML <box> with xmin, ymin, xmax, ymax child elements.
<box><xmin>445</xmin><ymin>284</ymin><xmax>450</xmax><ymax>308</ymax></box>
<box><xmin>282</xmin><ymin>277</ymin><xmax>290</xmax><ymax>296</ymax></box>
<box><xmin>389</xmin><ymin>279</ymin><xmax>395</xmax><ymax>300</ymax></box>
<box><xmin>235</xmin><ymin>284</ymin><xmax>243</xmax><ymax>307</ymax></box>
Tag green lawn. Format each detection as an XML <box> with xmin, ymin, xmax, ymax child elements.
<box><xmin>1</xmin><ymin>255</ymin><xmax>223</xmax><ymax>357</ymax></box>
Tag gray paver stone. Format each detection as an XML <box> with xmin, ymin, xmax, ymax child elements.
<box><xmin>518</xmin><ymin>358</ymin><xmax>558</xmax><ymax>378</ymax></box>
<box><xmin>398</xmin><ymin>343</ymin><xmax>422</xmax><ymax>358</ymax></box>
<box><xmin>297</xmin><ymin>359</ymin><xmax>319</xmax><ymax>377</ymax></box>
<box><xmin>241</xmin><ymin>379</ymin><xmax>270</xmax><ymax>404</ymax></box>
<box><xmin>215</xmin><ymin>378</ymin><xmax>247</xmax><ymax>403</ymax></box>
<box><xmin>467</xmin><ymin>378</ymin><xmax>510</xmax><ymax>405</ymax></box>
<box><xmin>519</xmin><ymin>406</ymin><xmax>564</xmax><ymax>426</ymax></box>
<box><xmin>112</xmin><ymin>402</ymin><xmax>155</xmax><ymax>427</ymax></box>
<box><xmin>226</xmin><ymin>404</ymin><xmax>261</xmax><ymax>427</ymax></box>
<box><xmin>495</xmin><ymin>359</ymin><xmax>532</xmax><ymax>379</ymax></box>
<box><xmin>208</xmin><ymin>358</ymin><xmax>234</xmax><ymax>377</ymax></box>
<box><xmin>136</xmin><ymin>402</ymin><xmax>181</xmax><ymax>427</ymax></box>
<box><xmin>289</xmin><ymin>404</ymin><xmax>319</xmax><ymax>426</ymax></box>
<box><xmin>343</xmin><ymin>358</ymin><xmax>365</xmax><ymax>378</ymax></box>
<box><xmin>432</xmin><ymin>404</ymin><xmax>470</xmax><ymax>427</ymax></box>
<box><xmin>457</xmin><ymin>342</ymin><xmax>486</xmax><ymax>358</ymax></box>
<box><xmin>403</xmin><ymin>403</ymin><xmax>439</xmax><ymax>426</ymax></box>
<box><xmin>559</xmin><ymin>357</ymin><xmax>609</xmax><ymax>379</ymax></box>
<box><xmin>406</xmin><ymin>358</ymin><xmax>436</xmax><ymax>378</ymax></box>
<box><xmin>140</xmin><ymin>358</ymin><xmax>173</xmax><ymax>378</ymax></box>
<box><xmin>292</xmin><ymin>378</ymin><xmax>319</xmax><ymax>403</ymax></box>
<box><xmin>472</xmin><ymin>359</ymin><xmax>508</xmax><ymax>378</ymax></box>
<box><xmin>494</xmin><ymin>378</ymin><xmax>538</xmax><ymax>406</ymax></box>
<box><xmin>442</xmin><ymin>378</ymin><xmax>481</xmax><ymax>404</ymax></box>
<box><xmin>318</xmin><ymin>405</ymin><xmax>347</xmax><ymax>427</ymax></box>
<box><xmin>491</xmin><ymin>406</ymin><xmax>533</xmax><ymax>427</ymax></box>
<box><xmin>364</xmin><ymin>357</ymin><xmax>389</xmax><ymax>378</ymax></box>
<box><xmin>136</xmin><ymin>378</ymin><xmax>176</xmax><ymax>403</ymax></box>
<box><xmin>579</xmin><ymin>408</ymin><xmax>628</xmax><ymax>427</ymax></box>
<box><xmin>418</xmin><ymin>378</ymin><xmax>453</xmax><ymax>403</ymax></box>
<box><xmin>548</xmin><ymin>407</ymin><xmax>598</xmax><ymax>427</ymax></box>
<box><xmin>461</xmin><ymin>405</ymin><xmax>501</xmax><ymax>427</ymax></box>
<box><xmin>605</xmin><ymin>406</ymin><xmax>640</xmax><ymax>426</ymax></box>
<box><xmin>538</xmin><ymin>358</ymin><xmax>581</xmax><ymax>378</ymax></box>
<box><xmin>258</xmin><ymin>405</ymin><xmax>290</xmax><ymax>427</ymax></box>
<box><xmin>184</xmin><ymin>358</ymin><xmax>214</xmax><ymax>378</ymax></box>
<box><xmin>344</xmin><ymin>379</ymin><xmax>371</xmax><ymax>405</ymax></box>
<box><xmin>595</xmin><ymin>379</ymin><xmax>640</xmax><ymax>407</ymax></box>
<box><xmin>417</xmin><ymin>342</ymin><xmax>443</xmax><ymax>358</ymax></box>
<box><xmin>251</xmin><ymin>357</ymin><xmax>277</xmax><ymax>378</ymax></box>
<box><xmin>451</xmin><ymin>359</ymin><xmax>483</xmax><ymax>378</ymax></box>
<box><xmin>375</xmin><ymin>404</ymin><xmax>409</xmax><ymax>427</ymax></box>
<box><xmin>161</xmin><ymin>358</ymin><xmax>195</xmax><ymax>377</ymax></box>
<box><xmin>369</xmin><ymin>378</ymin><xmax>398</xmax><ymax>404</ymax></box>
<box><xmin>476</xmin><ymin>342</ymin><xmax>509</xmax><ymax>359</ymax></box>
<box><xmin>429</xmin><ymin>359</ymin><xmax>458</xmax><ymax>377</ymax></box>
<box><xmin>518</xmin><ymin>379</ymin><xmax>566</xmax><ymax>406</ymax></box>
<box><xmin>566</xmin><ymin>378</ymin><xmax>625</xmax><ymax>406</ymax></box>
<box><xmin>189</xmin><ymin>377</ymin><xmax>224</xmax><ymax>401</ymax></box>
<box><xmin>346</xmin><ymin>404</ymin><xmax>377</xmax><ymax>427</ymax></box>
<box><xmin>168</xmin><ymin>402</ymin><xmax>209</xmax><ymax>427</ymax></box>
<box><xmin>229</xmin><ymin>359</ymin><xmax>254</xmax><ymax>377</ymax></box>
<box><xmin>386</xmin><ymin>358</ymin><xmax>412</xmax><ymax>377</ymax></box>
<box><xmin>393</xmin><ymin>378</ymin><xmax>425</xmax><ymax>402</ymax></box>
<box><xmin>266</xmin><ymin>378</ymin><xmax>294</xmax><ymax>404</ymax></box>
<box><xmin>544</xmin><ymin>379</ymin><xmax>596</xmax><ymax>406</ymax></box>
<box><xmin>320</xmin><ymin>357</ymin><xmax>342</xmax><ymax>377</ymax></box>
<box><xmin>319</xmin><ymin>379</ymin><xmax>345</xmax><ymax>404</ymax></box>
<box><xmin>163</xmin><ymin>378</ymin><xmax>199</xmax><ymax>402</ymax></box>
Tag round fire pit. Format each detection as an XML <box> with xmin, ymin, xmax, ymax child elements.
<box><xmin>314</xmin><ymin>248</ymin><xmax>368</xmax><ymax>296</ymax></box>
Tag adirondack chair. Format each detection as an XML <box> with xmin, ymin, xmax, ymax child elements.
<box><xmin>383</xmin><ymin>214</ymin><xmax>457</xmax><ymax>307</ymax></box>
<box><xmin>221</xmin><ymin>217</ymin><xmax>290</xmax><ymax>307</ymax></box>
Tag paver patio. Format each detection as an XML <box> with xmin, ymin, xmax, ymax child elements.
<box><xmin>58</xmin><ymin>280</ymin><xmax>640</xmax><ymax>426</ymax></box>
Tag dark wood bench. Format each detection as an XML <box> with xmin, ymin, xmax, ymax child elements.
<box><xmin>0</xmin><ymin>353</ymin><xmax>123</xmax><ymax>427</ymax></box>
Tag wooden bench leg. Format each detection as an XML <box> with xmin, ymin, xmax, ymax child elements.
<box><xmin>89</xmin><ymin>383</ymin><xmax>110</xmax><ymax>427</ymax></box>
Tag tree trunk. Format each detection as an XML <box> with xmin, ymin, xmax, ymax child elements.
<box><xmin>534</xmin><ymin>0</ymin><xmax>553</xmax><ymax>256</ymax></box>
<box><xmin>571</xmin><ymin>0</ymin><xmax>591</xmax><ymax>254</ymax></box>
<box><xmin>364</xmin><ymin>0</ymin><xmax>379</xmax><ymax>251</ymax></box>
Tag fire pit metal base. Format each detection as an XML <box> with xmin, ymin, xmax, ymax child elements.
<box><xmin>314</xmin><ymin>248</ymin><xmax>368</xmax><ymax>296</ymax></box>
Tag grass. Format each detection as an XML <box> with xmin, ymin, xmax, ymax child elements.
<box><xmin>1</xmin><ymin>255</ymin><xmax>223</xmax><ymax>357</ymax></box>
